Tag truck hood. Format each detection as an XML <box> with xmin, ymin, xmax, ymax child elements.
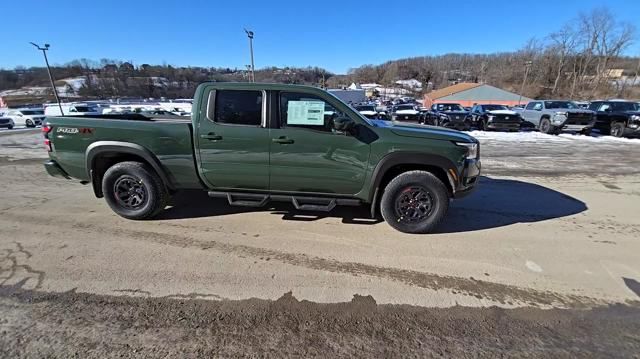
<box><xmin>488</xmin><ymin>110</ymin><xmax>518</xmax><ymax>115</ymax></box>
<box><xmin>555</xmin><ymin>109</ymin><xmax>594</xmax><ymax>114</ymax></box>
<box><xmin>395</xmin><ymin>109</ymin><xmax>419</xmax><ymax>115</ymax></box>
<box><xmin>359</xmin><ymin>110</ymin><xmax>377</xmax><ymax>115</ymax></box>
<box><xmin>371</xmin><ymin>120</ymin><xmax>476</xmax><ymax>143</ymax></box>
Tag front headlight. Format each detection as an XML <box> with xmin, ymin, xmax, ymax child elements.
<box><xmin>631</xmin><ymin>115</ymin><xmax>640</xmax><ymax>122</ymax></box>
<box><xmin>553</xmin><ymin>112</ymin><xmax>567</xmax><ymax>124</ymax></box>
<box><xmin>487</xmin><ymin>115</ymin><xmax>495</xmax><ymax>122</ymax></box>
<box><xmin>456</xmin><ymin>142</ymin><xmax>478</xmax><ymax>159</ymax></box>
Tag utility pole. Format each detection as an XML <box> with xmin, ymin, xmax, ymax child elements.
<box><xmin>244</xmin><ymin>29</ymin><xmax>255</xmax><ymax>82</ymax></box>
<box><xmin>518</xmin><ymin>61</ymin><xmax>533</xmax><ymax>106</ymax></box>
<box><xmin>29</xmin><ymin>42</ymin><xmax>64</xmax><ymax>115</ymax></box>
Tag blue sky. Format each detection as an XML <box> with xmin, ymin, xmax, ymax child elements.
<box><xmin>3</xmin><ymin>0</ymin><xmax>639</xmax><ymax>74</ymax></box>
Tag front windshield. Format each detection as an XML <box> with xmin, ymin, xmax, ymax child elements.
<box><xmin>436</xmin><ymin>104</ymin><xmax>465</xmax><ymax>112</ymax></box>
<box><xmin>545</xmin><ymin>101</ymin><xmax>578</xmax><ymax>109</ymax></box>
<box><xmin>356</xmin><ymin>105</ymin><xmax>376</xmax><ymax>112</ymax></box>
<box><xmin>21</xmin><ymin>110</ymin><xmax>44</xmax><ymax>115</ymax></box>
<box><xmin>611</xmin><ymin>102</ymin><xmax>640</xmax><ymax>112</ymax></box>
<box><xmin>483</xmin><ymin>105</ymin><xmax>508</xmax><ymax>111</ymax></box>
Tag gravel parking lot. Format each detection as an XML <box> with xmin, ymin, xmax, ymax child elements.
<box><xmin>1</xmin><ymin>129</ymin><xmax>640</xmax><ymax>357</ymax></box>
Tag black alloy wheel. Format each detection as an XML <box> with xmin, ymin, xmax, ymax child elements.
<box><xmin>113</xmin><ymin>175</ymin><xmax>148</xmax><ymax>209</ymax></box>
<box><xmin>394</xmin><ymin>186</ymin><xmax>434</xmax><ymax>224</ymax></box>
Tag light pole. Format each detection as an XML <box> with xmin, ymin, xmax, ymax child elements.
<box><xmin>518</xmin><ymin>61</ymin><xmax>533</xmax><ymax>106</ymax></box>
<box><xmin>244</xmin><ymin>28</ymin><xmax>255</xmax><ymax>82</ymax></box>
<box><xmin>29</xmin><ymin>42</ymin><xmax>64</xmax><ymax>115</ymax></box>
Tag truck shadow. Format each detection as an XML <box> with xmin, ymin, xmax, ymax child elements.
<box><xmin>435</xmin><ymin>176</ymin><xmax>587</xmax><ymax>233</ymax></box>
<box><xmin>156</xmin><ymin>176</ymin><xmax>587</xmax><ymax>233</ymax></box>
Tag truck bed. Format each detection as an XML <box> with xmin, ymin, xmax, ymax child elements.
<box><xmin>45</xmin><ymin>115</ymin><xmax>202</xmax><ymax>189</ymax></box>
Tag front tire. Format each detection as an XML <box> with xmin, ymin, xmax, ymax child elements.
<box><xmin>610</xmin><ymin>122</ymin><xmax>625</xmax><ymax>137</ymax></box>
<box><xmin>380</xmin><ymin>170</ymin><xmax>449</xmax><ymax>234</ymax></box>
<box><xmin>102</xmin><ymin>161</ymin><xmax>168</xmax><ymax>220</ymax></box>
<box><xmin>539</xmin><ymin>118</ymin><xmax>558</xmax><ymax>135</ymax></box>
<box><xmin>25</xmin><ymin>120</ymin><xmax>33</xmax><ymax>128</ymax></box>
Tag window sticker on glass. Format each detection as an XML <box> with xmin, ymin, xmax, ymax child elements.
<box><xmin>287</xmin><ymin>101</ymin><xmax>325</xmax><ymax>126</ymax></box>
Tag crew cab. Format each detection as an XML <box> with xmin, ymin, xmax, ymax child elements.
<box><xmin>518</xmin><ymin>100</ymin><xmax>595</xmax><ymax>135</ymax></box>
<box><xmin>43</xmin><ymin>83</ymin><xmax>481</xmax><ymax>234</ymax></box>
<box><xmin>469</xmin><ymin>104</ymin><xmax>522</xmax><ymax>131</ymax></box>
<box><xmin>428</xmin><ymin>103</ymin><xmax>472</xmax><ymax>131</ymax></box>
<box><xmin>4</xmin><ymin>108</ymin><xmax>45</xmax><ymax>127</ymax></box>
<box><xmin>588</xmin><ymin>100</ymin><xmax>640</xmax><ymax>137</ymax></box>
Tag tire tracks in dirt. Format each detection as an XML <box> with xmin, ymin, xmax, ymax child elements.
<box><xmin>1</xmin><ymin>211</ymin><xmax>608</xmax><ymax>308</ymax></box>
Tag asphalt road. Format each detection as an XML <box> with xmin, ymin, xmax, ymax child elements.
<box><xmin>1</xmin><ymin>129</ymin><xmax>640</xmax><ymax>357</ymax></box>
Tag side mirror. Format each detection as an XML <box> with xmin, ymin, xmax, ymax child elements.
<box><xmin>333</xmin><ymin>117</ymin><xmax>355</xmax><ymax>132</ymax></box>
<box><xmin>604</xmin><ymin>107</ymin><xmax>612</xmax><ymax>113</ymax></box>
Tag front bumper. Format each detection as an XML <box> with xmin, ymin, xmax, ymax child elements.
<box><xmin>44</xmin><ymin>160</ymin><xmax>71</xmax><ymax>179</ymax></box>
<box><xmin>454</xmin><ymin>158</ymin><xmax>481</xmax><ymax>198</ymax></box>
<box><xmin>486</xmin><ymin>122</ymin><xmax>521</xmax><ymax>131</ymax></box>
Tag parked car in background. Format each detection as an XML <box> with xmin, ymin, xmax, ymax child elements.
<box><xmin>518</xmin><ymin>100</ymin><xmax>595</xmax><ymax>135</ymax></box>
<box><xmin>588</xmin><ymin>100</ymin><xmax>640</xmax><ymax>137</ymax></box>
<box><xmin>0</xmin><ymin>115</ymin><xmax>14</xmax><ymax>129</ymax></box>
<box><xmin>429</xmin><ymin>103</ymin><xmax>472</xmax><ymax>130</ymax></box>
<box><xmin>355</xmin><ymin>104</ymin><xmax>386</xmax><ymax>120</ymax></box>
<box><xmin>469</xmin><ymin>104</ymin><xmax>522</xmax><ymax>131</ymax></box>
<box><xmin>4</xmin><ymin>108</ymin><xmax>45</xmax><ymax>127</ymax></box>
<box><xmin>391</xmin><ymin>104</ymin><xmax>423</xmax><ymax>123</ymax></box>
<box><xmin>44</xmin><ymin>103</ymin><xmax>101</xmax><ymax>117</ymax></box>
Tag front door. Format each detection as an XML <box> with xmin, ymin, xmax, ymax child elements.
<box><xmin>522</xmin><ymin>101</ymin><xmax>542</xmax><ymax>126</ymax></box>
<box><xmin>196</xmin><ymin>89</ymin><xmax>270</xmax><ymax>190</ymax></box>
<box><xmin>269</xmin><ymin>91</ymin><xmax>371</xmax><ymax>196</ymax></box>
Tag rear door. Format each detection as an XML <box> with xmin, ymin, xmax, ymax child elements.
<box><xmin>196</xmin><ymin>89</ymin><xmax>270</xmax><ymax>190</ymax></box>
<box><xmin>268</xmin><ymin>90</ymin><xmax>371</xmax><ymax>195</ymax></box>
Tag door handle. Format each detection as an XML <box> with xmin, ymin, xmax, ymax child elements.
<box><xmin>272</xmin><ymin>137</ymin><xmax>294</xmax><ymax>144</ymax></box>
<box><xmin>201</xmin><ymin>133</ymin><xmax>222</xmax><ymax>141</ymax></box>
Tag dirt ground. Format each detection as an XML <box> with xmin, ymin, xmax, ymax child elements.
<box><xmin>1</xmin><ymin>129</ymin><xmax>640</xmax><ymax>357</ymax></box>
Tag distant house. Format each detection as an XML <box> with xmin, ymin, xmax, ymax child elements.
<box><xmin>395</xmin><ymin>79</ymin><xmax>423</xmax><ymax>91</ymax></box>
<box><xmin>423</xmin><ymin>83</ymin><xmax>532</xmax><ymax>107</ymax></box>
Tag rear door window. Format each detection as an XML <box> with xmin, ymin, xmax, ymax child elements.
<box><xmin>211</xmin><ymin>90</ymin><xmax>263</xmax><ymax>126</ymax></box>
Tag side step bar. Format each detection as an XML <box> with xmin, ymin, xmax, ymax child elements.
<box><xmin>207</xmin><ymin>191</ymin><xmax>360</xmax><ymax>212</ymax></box>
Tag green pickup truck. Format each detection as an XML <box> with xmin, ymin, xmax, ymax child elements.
<box><xmin>43</xmin><ymin>82</ymin><xmax>481</xmax><ymax>233</ymax></box>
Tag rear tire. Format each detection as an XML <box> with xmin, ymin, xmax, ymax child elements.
<box><xmin>102</xmin><ymin>161</ymin><xmax>168</xmax><ymax>220</ymax></box>
<box><xmin>610</xmin><ymin>122</ymin><xmax>625</xmax><ymax>137</ymax></box>
<box><xmin>380</xmin><ymin>170</ymin><xmax>449</xmax><ymax>234</ymax></box>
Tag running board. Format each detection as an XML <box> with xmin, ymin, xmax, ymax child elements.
<box><xmin>207</xmin><ymin>191</ymin><xmax>360</xmax><ymax>212</ymax></box>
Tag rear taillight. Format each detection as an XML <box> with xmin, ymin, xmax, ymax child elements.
<box><xmin>42</xmin><ymin>124</ymin><xmax>53</xmax><ymax>135</ymax></box>
<box><xmin>42</xmin><ymin>124</ymin><xmax>53</xmax><ymax>152</ymax></box>
<box><xmin>44</xmin><ymin>139</ymin><xmax>52</xmax><ymax>152</ymax></box>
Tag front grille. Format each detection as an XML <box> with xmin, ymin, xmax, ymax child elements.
<box><xmin>566</xmin><ymin>112</ymin><xmax>593</xmax><ymax>125</ymax></box>
<box><xmin>0</xmin><ymin>119</ymin><xmax>9</xmax><ymax>124</ymax></box>
<box><xmin>492</xmin><ymin>114</ymin><xmax>520</xmax><ymax>123</ymax></box>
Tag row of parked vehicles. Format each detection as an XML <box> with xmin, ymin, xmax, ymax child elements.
<box><xmin>355</xmin><ymin>99</ymin><xmax>640</xmax><ymax>138</ymax></box>
<box><xmin>0</xmin><ymin>102</ymin><xmax>193</xmax><ymax>130</ymax></box>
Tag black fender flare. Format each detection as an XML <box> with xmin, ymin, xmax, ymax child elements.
<box><xmin>368</xmin><ymin>152</ymin><xmax>459</xmax><ymax>203</ymax></box>
<box><xmin>85</xmin><ymin>141</ymin><xmax>174</xmax><ymax>197</ymax></box>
